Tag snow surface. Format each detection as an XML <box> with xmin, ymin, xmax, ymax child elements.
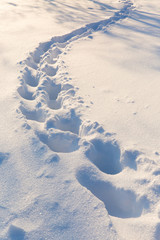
<box><xmin>0</xmin><ymin>0</ymin><xmax>160</xmax><ymax>239</ymax></box>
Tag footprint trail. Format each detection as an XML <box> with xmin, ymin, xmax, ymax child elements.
<box><xmin>17</xmin><ymin>0</ymin><xmax>133</xmax><ymax>154</ymax></box>
<box><xmin>16</xmin><ymin>0</ymin><xmax>156</xmax><ymax>239</ymax></box>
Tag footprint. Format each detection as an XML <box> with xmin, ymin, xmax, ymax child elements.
<box><xmin>17</xmin><ymin>84</ymin><xmax>35</xmax><ymax>100</ymax></box>
<box><xmin>30</xmin><ymin>48</ymin><xmax>44</xmax><ymax>64</ymax></box>
<box><xmin>76</xmin><ymin>166</ymin><xmax>148</xmax><ymax>218</ymax></box>
<box><xmin>41</xmin><ymin>64</ymin><xmax>58</xmax><ymax>77</ymax></box>
<box><xmin>22</xmin><ymin>67</ymin><xmax>39</xmax><ymax>87</ymax></box>
<box><xmin>44</xmin><ymin>47</ymin><xmax>62</xmax><ymax>64</ymax></box>
<box><xmin>37</xmin><ymin>79</ymin><xmax>61</xmax><ymax>100</ymax></box>
<box><xmin>35</xmin><ymin>80</ymin><xmax>62</xmax><ymax>110</ymax></box>
<box><xmin>50</xmin><ymin>47</ymin><xmax>62</xmax><ymax>58</ymax></box>
<box><xmin>153</xmin><ymin>170</ymin><xmax>160</xmax><ymax>176</ymax></box>
<box><xmin>47</xmin><ymin>98</ymin><xmax>62</xmax><ymax>110</ymax></box>
<box><xmin>37</xmin><ymin>129</ymin><xmax>80</xmax><ymax>153</ymax></box>
<box><xmin>45</xmin><ymin>109</ymin><xmax>81</xmax><ymax>135</ymax></box>
<box><xmin>25</xmin><ymin>56</ymin><xmax>38</xmax><ymax>70</ymax></box>
<box><xmin>0</xmin><ymin>152</ymin><xmax>10</xmax><ymax>164</ymax></box>
<box><xmin>19</xmin><ymin>105</ymin><xmax>47</xmax><ymax>122</ymax></box>
<box><xmin>85</xmin><ymin>138</ymin><xmax>121</xmax><ymax>175</ymax></box>
<box><xmin>121</xmin><ymin>149</ymin><xmax>142</xmax><ymax>170</ymax></box>
<box><xmin>8</xmin><ymin>225</ymin><xmax>25</xmax><ymax>240</ymax></box>
<box><xmin>153</xmin><ymin>223</ymin><xmax>160</xmax><ymax>239</ymax></box>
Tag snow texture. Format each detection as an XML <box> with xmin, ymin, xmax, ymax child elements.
<box><xmin>0</xmin><ymin>0</ymin><xmax>160</xmax><ymax>239</ymax></box>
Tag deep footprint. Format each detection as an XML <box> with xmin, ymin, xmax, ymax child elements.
<box><xmin>0</xmin><ymin>152</ymin><xmax>10</xmax><ymax>164</ymax></box>
<box><xmin>19</xmin><ymin>105</ymin><xmax>46</xmax><ymax>122</ymax></box>
<box><xmin>37</xmin><ymin>80</ymin><xmax>61</xmax><ymax>101</ymax></box>
<box><xmin>85</xmin><ymin>138</ymin><xmax>122</xmax><ymax>175</ymax></box>
<box><xmin>41</xmin><ymin>64</ymin><xmax>58</xmax><ymax>77</ymax></box>
<box><xmin>22</xmin><ymin>67</ymin><xmax>39</xmax><ymax>87</ymax></box>
<box><xmin>8</xmin><ymin>225</ymin><xmax>25</xmax><ymax>240</ymax></box>
<box><xmin>76</xmin><ymin>166</ymin><xmax>148</xmax><ymax>218</ymax></box>
<box><xmin>17</xmin><ymin>84</ymin><xmax>35</xmax><ymax>100</ymax></box>
<box><xmin>45</xmin><ymin>109</ymin><xmax>81</xmax><ymax>135</ymax></box>
<box><xmin>37</xmin><ymin>129</ymin><xmax>80</xmax><ymax>153</ymax></box>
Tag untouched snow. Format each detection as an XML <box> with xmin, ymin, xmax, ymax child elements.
<box><xmin>65</xmin><ymin>3</ymin><xmax>160</xmax><ymax>157</ymax></box>
<box><xmin>0</xmin><ymin>0</ymin><xmax>160</xmax><ymax>239</ymax></box>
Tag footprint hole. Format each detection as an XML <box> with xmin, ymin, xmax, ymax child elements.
<box><xmin>86</xmin><ymin>139</ymin><xmax>122</xmax><ymax>175</ymax></box>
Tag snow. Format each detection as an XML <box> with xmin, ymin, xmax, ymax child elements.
<box><xmin>64</xmin><ymin>21</ymin><xmax>160</xmax><ymax>157</ymax></box>
<box><xmin>0</xmin><ymin>0</ymin><xmax>160</xmax><ymax>239</ymax></box>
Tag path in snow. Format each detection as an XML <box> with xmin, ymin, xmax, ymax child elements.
<box><xmin>16</xmin><ymin>0</ymin><xmax>160</xmax><ymax>239</ymax></box>
<box><xmin>18</xmin><ymin>0</ymin><xmax>133</xmax><ymax>155</ymax></box>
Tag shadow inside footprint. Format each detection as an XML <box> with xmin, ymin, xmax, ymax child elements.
<box><xmin>17</xmin><ymin>85</ymin><xmax>35</xmax><ymax>100</ymax></box>
<box><xmin>22</xmin><ymin>67</ymin><xmax>39</xmax><ymax>87</ymax></box>
<box><xmin>8</xmin><ymin>225</ymin><xmax>25</xmax><ymax>240</ymax></box>
<box><xmin>38</xmin><ymin>80</ymin><xmax>61</xmax><ymax>101</ymax></box>
<box><xmin>19</xmin><ymin>105</ymin><xmax>46</xmax><ymax>122</ymax></box>
<box><xmin>47</xmin><ymin>99</ymin><xmax>62</xmax><ymax>110</ymax></box>
<box><xmin>85</xmin><ymin>139</ymin><xmax>121</xmax><ymax>175</ymax></box>
<box><xmin>154</xmin><ymin>223</ymin><xmax>160</xmax><ymax>239</ymax></box>
<box><xmin>46</xmin><ymin>109</ymin><xmax>81</xmax><ymax>134</ymax></box>
<box><xmin>121</xmin><ymin>150</ymin><xmax>141</xmax><ymax>170</ymax></box>
<box><xmin>37</xmin><ymin>129</ymin><xmax>79</xmax><ymax>153</ymax></box>
<box><xmin>42</xmin><ymin>64</ymin><xmax>58</xmax><ymax>77</ymax></box>
<box><xmin>0</xmin><ymin>152</ymin><xmax>10</xmax><ymax>164</ymax></box>
<box><xmin>77</xmin><ymin>166</ymin><xmax>147</xmax><ymax>218</ymax></box>
<box><xmin>47</xmin><ymin>47</ymin><xmax>62</xmax><ymax>63</ymax></box>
